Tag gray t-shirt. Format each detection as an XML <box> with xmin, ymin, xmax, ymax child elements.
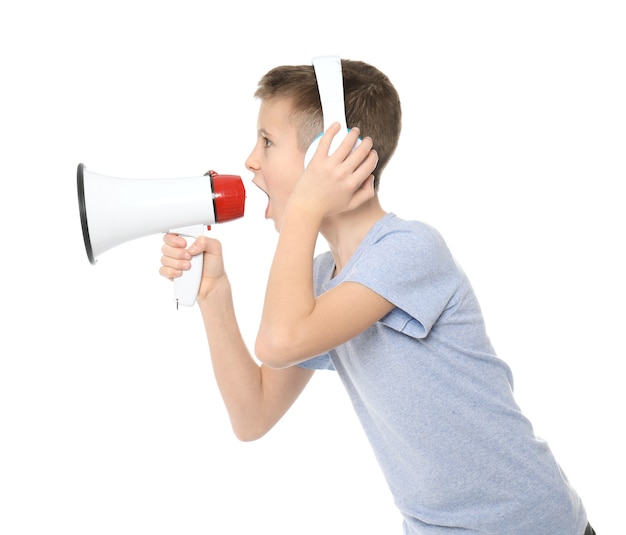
<box><xmin>299</xmin><ymin>213</ymin><xmax>587</xmax><ymax>535</ymax></box>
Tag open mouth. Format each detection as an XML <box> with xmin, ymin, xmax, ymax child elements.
<box><xmin>254</xmin><ymin>183</ymin><xmax>271</xmax><ymax>219</ymax></box>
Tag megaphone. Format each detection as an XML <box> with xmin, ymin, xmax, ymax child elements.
<box><xmin>77</xmin><ymin>163</ymin><xmax>245</xmax><ymax>307</ymax></box>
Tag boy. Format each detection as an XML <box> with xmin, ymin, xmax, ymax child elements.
<box><xmin>159</xmin><ymin>59</ymin><xmax>593</xmax><ymax>534</ymax></box>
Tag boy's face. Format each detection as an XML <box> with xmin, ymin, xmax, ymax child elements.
<box><xmin>246</xmin><ymin>97</ymin><xmax>305</xmax><ymax>232</ymax></box>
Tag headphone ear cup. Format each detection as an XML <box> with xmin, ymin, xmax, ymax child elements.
<box><xmin>303</xmin><ymin>131</ymin><xmax>362</xmax><ymax>169</ymax></box>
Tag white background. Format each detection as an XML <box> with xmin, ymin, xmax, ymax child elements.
<box><xmin>1</xmin><ymin>1</ymin><xmax>624</xmax><ymax>533</ymax></box>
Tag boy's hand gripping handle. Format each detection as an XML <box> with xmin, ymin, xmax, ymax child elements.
<box><xmin>170</xmin><ymin>224</ymin><xmax>206</xmax><ymax>309</ymax></box>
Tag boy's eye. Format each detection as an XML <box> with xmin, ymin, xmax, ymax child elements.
<box><xmin>262</xmin><ymin>136</ymin><xmax>273</xmax><ymax>148</ymax></box>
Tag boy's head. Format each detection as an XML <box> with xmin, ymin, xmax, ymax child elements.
<box><xmin>254</xmin><ymin>59</ymin><xmax>402</xmax><ymax>190</ymax></box>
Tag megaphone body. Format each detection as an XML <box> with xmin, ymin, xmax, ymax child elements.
<box><xmin>77</xmin><ymin>163</ymin><xmax>245</xmax><ymax>307</ymax></box>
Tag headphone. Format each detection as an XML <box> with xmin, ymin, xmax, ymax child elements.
<box><xmin>303</xmin><ymin>55</ymin><xmax>362</xmax><ymax>168</ymax></box>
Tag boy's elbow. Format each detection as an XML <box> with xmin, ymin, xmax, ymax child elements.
<box><xmin>232</xmin><ymin>424</ymin><xmax>268</xmax><ymax>443</ymax></box>
<box><xmin>254</xmin><ymin>329</ymin><xmax>298</xmax><ymax>369</ymax></box>
<box><xmin>230</xmin><ymin>413</ymin><xmax>273</xmax><ymax>442</ymax></box>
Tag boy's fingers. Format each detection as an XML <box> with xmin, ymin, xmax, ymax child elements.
<box><xmin>348</xmin><ymin>135</ymin><xmax>373</xmax><ymax>162</ymax></box>
<box><xmin>356</xmin><ymin>147</ymin><xmax>378</xmax><ymax>174</ymax></box>
<box><xmin>161</xmin><ymin>242</ymin><xmax>191</xmax><ymax>260</ymax></box>
<box><xmin>163</xmin><ymin>232</ymin><xmax>188</xmax><ymax>247</ymax></box>
<box><xmin>161</xmin><ymin>251</ymin><xmax>190</xmax><ymax>268</ymax></box>
<box><xmin>347</xmin><ymin>175</ymin><xmax>376</xmax><ymax>211</ymax></box>
<box><xmin>333</xmin><ymin>126</ymin><xmax>364</xmax><ymax>160</ymax></box>
<box><xmin>316</xmin><ymin>122</ymin><xmax>341</xmax><ymax>151</ymax></box>
<box><xmin>159</xmin><ymin>263</ymin><xmax>186</xmax><ymax>280</ymax></box>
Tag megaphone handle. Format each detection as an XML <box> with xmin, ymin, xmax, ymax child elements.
<box><xmin>170</xmin><ymin>225</ymin><xmax>205</xmax><ymax>308</ymax></box>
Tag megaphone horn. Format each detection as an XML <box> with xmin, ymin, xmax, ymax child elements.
<box><xmin>77</xmin><ymin>163</ymin><xmax>245</xmax><ymax>307</ymax></box>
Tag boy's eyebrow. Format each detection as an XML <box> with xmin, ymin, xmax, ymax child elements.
<box><xmin>259</xmin><ymin>129</ymin><xmax>271</xmax><ymax>137</ymax></box>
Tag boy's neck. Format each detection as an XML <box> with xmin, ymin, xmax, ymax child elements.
<box><xmin>320</xmin><ymin>196</ymin><xmax>387</xmax><ymax>275</ymax></box>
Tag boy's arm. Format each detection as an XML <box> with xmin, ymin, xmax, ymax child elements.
<box><xmin>162</xmin><ymin>233</ymin><xmax>313</xmax><ymax>441</ymax></box>
<box><xmin>198</xmin><ymin>273</ymin><xmax>314</xmax><ymax>441</ymax></box>
<box><xmin>256</xmin><ymin>126</ymin><xmax>394</xmax><ymax>368</ymax></box>
<box><xmin>255</xmin><ymin>208</ymin><xmax>393</xmax><ymax>368</ymax></box>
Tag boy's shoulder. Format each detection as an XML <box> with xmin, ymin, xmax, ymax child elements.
<box><xmin>314</xmin><ymin>213</ymin><xmax>450</xmax><ymax>277</ymax></box>
<box><xmin>369</xmin><ymin>213</ymin><xmax>446</xmax><ymax>250</ymax></box>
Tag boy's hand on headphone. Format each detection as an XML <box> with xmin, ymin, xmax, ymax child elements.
<box><xmin>294</xmin><ymin>123</ymin><xmax>378</xmax><ymax>220</ymax></box>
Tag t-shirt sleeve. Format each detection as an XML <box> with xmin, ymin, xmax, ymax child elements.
<box><xmin>340</xmin><ymin>223</ymin><xmax>460</xmax><ymax>339</ymax></box>
<box><xmin>297</xmin><ymin>353</ymin><xmax>335</xmax><ymax>371</ymax></box>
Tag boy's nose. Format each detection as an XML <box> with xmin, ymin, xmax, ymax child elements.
<box><xmin>245</xmin><ymin>147</ymin><xmax>260</xmax><ymax>172</ymax></box>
